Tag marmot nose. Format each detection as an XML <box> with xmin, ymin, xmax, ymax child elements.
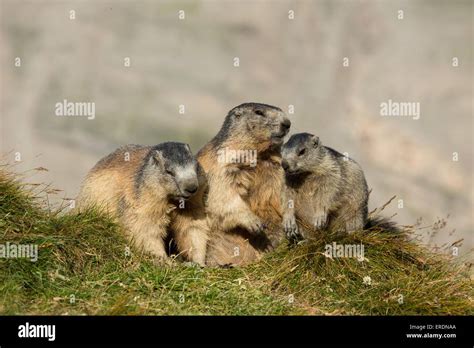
<box><xmin>281</xmin><ymin>118</ymin><xmax>291</xmax><ymax>130</ymax></box>
<box><xmin>184</xmin><ymin>184</ymin><xmax>198</xmax><ymax>195</ymax></box>
<box><xmin>282</xmin><ymin>160</ymin><xmax>289</xmax><ymax>171</ymax></box>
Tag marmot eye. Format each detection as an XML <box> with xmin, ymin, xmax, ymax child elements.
<box><xmin>298</xmin><ymin>148</ymin><xmax>306</xmax><ymax>156</ymax></box>
<box><xmin>254</xmin><ymin>109</ymin><xmax>265</xmax><ymax>116</ymax></box>
<box><xmin>165</xmin><ymin>169</ymin><xmax>174</xmax><ymax>175</ymax></box>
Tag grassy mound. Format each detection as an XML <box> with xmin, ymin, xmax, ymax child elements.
<box><xmin>0</xmin><ymin>166</ymin><xmax>472</xmax><ymax>315</ymax></box>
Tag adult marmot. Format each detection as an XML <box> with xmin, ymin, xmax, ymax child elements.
<box><xmin>281</xmin><ymin>133</ymin><xmax>368</xmax><ymax>240</ymax></box>
<box><xmin>77</xmin><ymin>142</ymin><xmax>208</xmax><ymax>265</ymax></box>
<box><xmin>197</xmin><ymin>103</ymin><xmax>291</xmax><ymax>266</ymax></box>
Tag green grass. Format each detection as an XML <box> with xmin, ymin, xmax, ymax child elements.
<box><xmin>0</xmin><ymin>165</ymin><xmax>472</xmax><ymax>315</ymax></box>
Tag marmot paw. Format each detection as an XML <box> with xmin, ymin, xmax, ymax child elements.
<box><xmin>313</xmin><ymin>213</ymin><xmax>328</xmax><ymax>229</ymax></box>
<box><xmin>283</xmin><ymin>215</ymin><xmax>300</xmax><ymax>240</ymax></box>
<box><xmin>246</xmin><ymin>215</ymin><xmax>266</xmax><ymax>235</ymax></box>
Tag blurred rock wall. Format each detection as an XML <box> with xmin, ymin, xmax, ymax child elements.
<box><xmin>1</xmin><ymin>0</ymin><xmax>472</xmax><ymax>254</ymax></box>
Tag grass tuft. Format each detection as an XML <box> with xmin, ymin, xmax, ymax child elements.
<box><xmin>0</xmin><ymin>166</ymin><xmax>472</xmax><ymax>315</ymax></box>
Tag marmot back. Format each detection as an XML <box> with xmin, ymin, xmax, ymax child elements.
<box><xmin>282</xmin><ymin>133</ymin><xmax>368</xmax><ymax>239</ymax></box>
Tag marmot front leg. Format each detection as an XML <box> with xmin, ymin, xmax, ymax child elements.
<box><xmin>283</xmin><ymin>212</ymin><xmax>300</xmax><ymax>242</ymax></box>
<box><xmin>281</xmin><ymin>187</ymin><xmax>301</xmax><ymax>241</ymax></box>
<box><xmin>171</xmin><ymin>215</ymin><xmax>209</xmax><ymax>266</ymax></box>
<box><xmin>219</xmin><ymin>196</ymin><xmax>265</xmax><ymax>234</ymax></box>
<box><xmin>310</xmin><ymin>184</ymin><xmax>338</xmax><ymax>231</ymax></box>
<box><xmin>312</xmin><ymin>208</ymin><xmax>328</xmax><ymax>230</ymax></box>
<box><xmin>124</xmin><ymin>216</ymin><xmax>169</xmax><ymax>262</ymax></box>
<box><xmin>207</xmin><ymin>178</ymin><xmax>265</xmax><ymax>235</ymax></box>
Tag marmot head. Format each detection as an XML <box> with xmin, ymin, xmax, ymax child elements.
<box><xmin>137</xmin><ymin>142</ymin><xmax>200</xmax><ymax>201</ymax></box>
<box><xmin>281</xmin><ymin>133</ymin><xmax>325</xmax><ymax>175</ymax></box>
<box><xmin>215</xmin><ymin>103</ymin><xmax>291</xmax><ymax>151</ymax></box>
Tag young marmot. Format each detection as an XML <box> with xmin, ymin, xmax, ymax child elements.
<box><xmin>197</xmin><ymin>102</ymin><xmax>291</xmax><ymax>266</ymax></box>
<box><xmin>77</xmin><ymin>142</ymin><xmax>208</xmax><ymax>265</ymax></box>
<box><xmin>281</xmin><ymin>133</ymin><xmax>368</xmax><ymax>239</ymax></box>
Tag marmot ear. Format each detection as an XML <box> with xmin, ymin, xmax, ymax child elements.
<box><xmin>184</xmin><ymin>143</ymin><xmax>192</xmax><ymax>155</ymax></box>
<box><xmin>233</xmin><ymin>108</ymin><xmax>243</xmax><ymax>118</ymax></box>
<box><xmin>150</xmin><ymin>150</ymin><xmax>165</xmax><ymax>168</ymax></box>
<box><xmin>311</xmin><ymin>135</ymin><xmax>321</xmax><ymax>147</ymax></box>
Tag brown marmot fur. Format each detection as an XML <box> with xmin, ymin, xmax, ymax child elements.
<box><xmin>197</xmin><ymin>103</ymin><xmax>291</xmax><ymax>266</ymax></box>
<box><xmin>77</xmin><ymin>142</ymin><xmax>209</xmax><ymax>265</ymax></box>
